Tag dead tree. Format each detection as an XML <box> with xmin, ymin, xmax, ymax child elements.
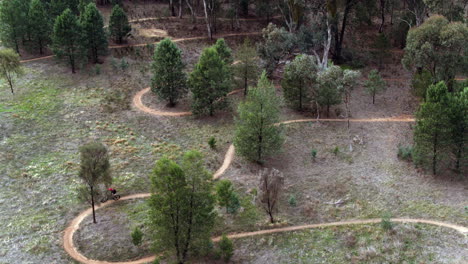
<box><xmin>259</xmin><ymin>168</ymin><xmax>284</xmax><ymax>223</ymax></box>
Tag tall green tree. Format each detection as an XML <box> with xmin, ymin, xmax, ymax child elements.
<box><xmin>316</xmin><ymin>65</ymin><xmax>344</xmax><ymax>117</ymax></box>
<box><xmin>50</xmin><ymin>0</ymin><xmax>80</xmax><ymax>16</ymax></box>
<box><xmin>78</xmin><ymin>0</ymin><xmax>92</xmax><ymax>15</ymax></box>
<box><xmin>447</xmin><ymin>87</ymin><xmax>467</xmax><ymax>174</ymax></box>
<box><xmin>81</xmin><ymin>3</ymin><xmax>107</xmax><ymax>63</ymax></box>
<box><xmin>234</xmin><ymin>71</ymin><xmax>283</xmax><ymax>163</ymax></box>
<box><xmin>189</xmin><ymin>47</ymin><xmax>231</xmax><ymax>116</ymax></box>
<box><xmin>233</xmin><ymin>38</ymin><xmax>259</xmax><ymax>95</ymax></box>
<box><xmin>215</xmin><ymin>179</ymin><xmax>239</xmax><ymax>213</ymax></box>
<box><xmin>151</xmin><ymin>38</ymin><xmax>187</xmax><ymax>107</ymax></box>
<box><xmin>0</xmin><ymin>0</ymin><xmax>28</xmax><ymax>53</ymax></box>
<box><xmin>149</xmin><ymin>151</ymin><xmax>216</xmax><ymax>264</ymax></box>
<box><xmin>413</xmin><ymin>82</ymin><xmax>452</xmax><ymax>175</ymax></box>
<box><xmin>213</xmin><ymin>38</ymin><xmax>233</xmax><ymax>65</ymax></box>
<box><xmin>257</xmin><ymin>23</ymin><xmax>295</xmax><ymax>76</ymax></box>
<box><xmin>0</xmin><ymin>49</ymin><xmax>23</xmax><ymax>94</ymax></box>
<box><xmin>282</xmin><ymin>54</ymin><xmax>318</xmax><ymax>111</ymax></box>
<box><xmin>78</xmin><ymin>142</ymin><xmax>112</xmax><ymax>223</ymax></box>
<box><xmin>364</xmin><ymin>69</ymin><xmax>386</xmax><ymax>104</ymax></box>
<box><xmin>28</xmin><ymin>0</ymin><xmax>51</xmax><ymax>54</ymax></box>
<box><xmin>52</xmin><ymin>9</ymin><xmax>84</xmax><ymax>73</ymax></box>
<box><xmin>402</xmin><ymin>15</ymin><xmax>468</xmax><ymax>90</ymax></box>
<box><xmin>108</xmin><ymin>4</ymin><xmax>131</xmax><ymax>44</ymax></box>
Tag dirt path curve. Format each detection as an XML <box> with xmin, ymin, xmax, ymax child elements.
<box><xmin>63</xmin><ymin>192</ymin><xmax>467</xmax><ymax>264</ymax></box>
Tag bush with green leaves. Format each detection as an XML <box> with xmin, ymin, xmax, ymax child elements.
<box><xmin>109</xmin><ymin>4</ymin><xmax>131</xmax><ymax>44</ymax></box>
<box><xmin>311</xmin><ymin>149</ymin><xmax>317</xmax><ymax>159</ymax></box>
<box><xmin>218</xmin><ymin>234</ymin><xmax>234</xmax><ymax>262</ymax></box>
<box><xmin>411</xmin><ymin>70</ymin><xmax>432</xmax><ymax>99</ymax></box>
<box><xmin>131</xmin><ymin>227</ymin><xmax>143</xmax><ymax>246</ymax></box>
<box><xmin>364</xmin><ymin>70</ymin><xmax>386</xmax><ymax>104</ymax></box>
<box><xmin>381</xmin><ymin>213</ymin><xmax>394</xmax><ymax>231</ymax></box>
<box><xmin>333</xmin><ymin>146</ymin><xmax>340</xmax><ymax>155</ymax></box>
<box><xmin>208</xmin><ymin>137</ymin><xmax>217</xmax><ymax>149</ymax></box>
<box><xmin>216</xmin><ymin>180</ymin><xmax>240</xmax><ymax>214</ymax></box>
<box><xmin>288</xmin><ymin>194</ymin><xmax>297</xmax><ymax>207</ymax></box>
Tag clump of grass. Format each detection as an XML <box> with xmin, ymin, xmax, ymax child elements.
<box><xmin>208</xmin><ymin>137</ymin><xmax>217</xmax><ymax>149</ymax></box>
<box><xmin>397</xmin><ymin>145</ymin><xmax>413</xmax><ymax>161</ymax></box>
<box><xmin>333</xmin><ymin>146</ymin><xmax>340</xmax><ymax>156</ymax></box>
<box><xmin>381</xmin><ymin>213</ymin><xmax>394</xmax><ymax>232</ymax></box>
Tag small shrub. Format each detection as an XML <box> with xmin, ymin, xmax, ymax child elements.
<box><xmin>110</xmin><ymin>57</ymin><xmax>119</xmax><ymax>70</ymax></box>
<box><xmin>397</xmin><ymin>145</ymin><xmax>413</xmax><ymax>161</ymax></box>
<box><xmin>333</xmin><ymin>146</ymin><xmax>340</xmax><ymax>156</ymax></box>
<box><xmin>152</xmin><ymin>258</ymin><xmax>160</xmax><ymax>264</ymax></box>
<box><xmin>208</xmin><ymin>137</ymin><xmax>217</xmax><ymax>149</ymax></box>
<box><xmin>218</xmin><ymin>234</ymin><xmax>234</xmax><ymax>262</ymax></box>
<box><xmin>131</xmin><ymin>227</ymin><xmax>143</xmax><ymax>246</ymax></box>
<box><xmin>120</xmin><ymin>58</ymin><xmax>129</xmax><ymax>70</ymax></box>
<box><xmin>311</xmin><ymin>149</ymin><xmax>317</xmax><ymax>159</ymax></box>
<box><xmin>288</xmin><ymin>194</ymin><xmax>297</xmax><ymax>207</ymax></box>
<box><xmin>227</xmin><ymin>192</ymin><xmax>241</xmax><ymax>214</ymax></box>
<box><xmin>381</xmin><ymin>213</ymin><xmax>394</xmax><ymax>231</ymax></box>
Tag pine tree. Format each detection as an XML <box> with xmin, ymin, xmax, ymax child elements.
<box><xmin>216</xmin><ymin>179</ymin><xmax>236</xmax><ymax>213</ymax></box>
<box><xmin>81</xmin><ymin>3</ymin><xmax>107</xmax><ymax>63</ymax></box>
<box><xmin>282</xmin><ymin>54</ymin><xmax>318</xmax><ymax>111</ymax></box>
<box><xmin>0</xmin><ymin>48</ymin><xmax>23</xmax><ymax>94</ymax></box>
<box><xmin>213</xmin><ymin>38</ymin><xmax>233</xmax><ymax>65</ymax></box>
<box><xmin>0</xmin><ymin>0</ymin><xmax>28</xmax><ymax>53</ymax></box>
<box><xmin>413</xmin><ymin>82</ymin><xmax>452</xmax><ymax>175</ymax></box>
<box><xmin>316</xmin><ymin>65</ymin><xmax>344</xmax><ymax>117</ymax></box>
<box><xmin>149</xmin><ymin>151</ymin><xmax>215</xmax><ymax>264</ymax></box>
<box><xmin>234</xmin><ymin>71</ymin><xmax>283</xmax><ymax>163</ymax></box>
<box><xmin>364</xmin><ymin>69</ymin><xmax>386</xmax><ymax>104</ymax></box>
<box><xmin>447</xmin><ymin>88</ymin><xmax>467</xmax><ymax>174</ymax></box>
<box><xmin>52</xmin><ymin>9</ymin><xmax>85</xmax><ymax>73</ymax></box>
<box><xmin>109</xmin><ymin>4</ymin><xmax>131</xmax><ymax>44</ymax></box>
<box><xmin>78</xmin><ymin>142</ymin><xmax>112</xmax><ymax>224</ymax></box>
<box><xmin>189</xmin><ymin>47</ymin><xmax>231</xmax><ymax>116</ymax></box>
<box><xmin>78</xmin><ymin>0</ymin><xmax>92</xmax><ymax>15</ymax></box>
<box><xmin>233</xmin><ymin>38</ymin><xmax>259</xmax><ymax>95</ymax></box>
<box><xmin>151</xmin><ymin>38</ymin><xmax>187</xmax><ymax>106</ymax></box>
<box><xmin>29</xmin><ymin>0</ymin><xmax>51</xmax><ymax>54</ymax></box>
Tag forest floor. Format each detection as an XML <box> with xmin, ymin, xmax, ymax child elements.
<box><xmin>0</xmin><ymin>2</ymin><xmax>466</xmax><ymax>264</ymax></box>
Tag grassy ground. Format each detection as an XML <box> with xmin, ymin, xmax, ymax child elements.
<box><xmin>0</xmin><ymin>6</ymin><xmax>466</xmax><ymax>263</ymax></box>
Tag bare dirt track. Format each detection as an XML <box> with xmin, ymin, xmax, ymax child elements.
<box><xmin>63</xmin><ymin>193</ymin><xmax>467</xmax><ymax>264</ymax></box>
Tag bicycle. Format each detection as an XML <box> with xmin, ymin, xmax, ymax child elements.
<box><xmin>100</xmin><ymin>191</ymin><xmax>121</xmax><ymax>203</ymax></box>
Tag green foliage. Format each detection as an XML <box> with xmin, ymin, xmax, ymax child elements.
<box><xmin>208</xmin><ymin>137</ymin><xmax>217</xmax><ymax>149</ymax></box>
<box><xmin>81</xmin><ymin>3</ymin><xmax>108</xmax><ymax>63</ymax></box>
<box><xmin>149</xmin><ymin>151</ymin><xmax>216</xmax><ymax>263</ymax></box>
<box><xmin>236</xmin><ymin>195</ymin><xmax>260</xmax><ymax>228</ymax></box>
<box><xmin>218</xmin><ymin>234</ymin><xmax>234</xmax><ymax>262</ymax></box>
<box><xmin>0</xmin><ymin>0</ymin><xmax>28</xmax><ymax>53</ymax></box>
<box><xmin>364</xmin><ymin>70</ymin><xmax>386</xmax><ymax>104</ymax></box>
<box><xmin>411</xmin><ymin>69</ymin><xmax>433</xmax><ymax>99</ymax></box>
<box><xmin>316</xmin><ymin>66</ymin><xmax>343</xmax><ymax>117</ymax></box>
<box><xmin>233</xmin><ymin>38</ymin><xmax>259</xmax><ymax>95</ymax></box>
<box><xmin>257</xmin><ymin>23</ymin><xmax>295</xmax><ymax>75</ymax></box>
<box><xmin>151</xmin><ymin>38</ymin><xmax>187</xmax><ymax>106</ymax></box>
<box><xmin>0</xmin><ymin>48</ymin><xmax>23</xmax><ymax>94</ymax></box>
<box><xmin>78</xmin><ymin>0</ymin><xmax>92</xmax><ymax>16</ymax></box>
<box><xmin>446</xmin><ymin>87</ymin><xmax>468</xmax><ymax>174</ymax></box>
<box><xmin>311</xmin><ymin>149</ymin><xmax>317</xmax><ymax>159</ymax></box>
<box><xmin>52</xmin><ymin>9</ymin><xmax>85</xmax><ymax>73</ymax></box>
<box><xmin>371</xmin><ymin>33</ymin><xmax>391</xmax><ymax>69</ymax></box>
<box><xmin>119</xmin><ymin>58</ymin><xmax>129</xmax><ymax>70</ymax></box>
<box><xmin>213</xmin><ymin>38</ymin><xmax>233</xmax><ymax>65</ymax></box>
<box><xmin>234</xmin><ymin>71</ymin><xmax>283</xmax><ymax>163</ymax></box>
<box><xmin>288</xmin><ymin>194</ymin><xmax>297</xmax><ymax>207</ymax></box>
<box><xmin>333</xmin><ymin>146</ymin><xmax>340</xmax><ymax>155</ymax></box>
<box><xmin>397</xmin><ymin>145</ymin><xmax>413</xmax><ymax>161</ymax></box>
<box><xmin>131</xmin><ymin>226</ymin><xmax>143</xmax><ymax>246</ymax></box>
<box><xmin>189</xmin><ymin>47</ymin><xmax>231</xmax><ymax>116</ymax></box>
<box><xmin>78</xmin><ymin>142</ymin><xmax>112</xmax><ymax>223</ymax></box>
<box><xmin>381</xmin><ymin>213</ymin><xmax>394</xmax><ymax>231</ymax></box>
<box><xmin>282</xmin><ymin>54</ymin><xmax>318</xmax><ymax>111</ymax></box>
<box><xmin>402</xmin><ymin>15</ymin><xmax>468</xmax><ymax>87</ymax></box>
<box><xmin>215</xmin><ymin>180</ymin><xmax>240</xmax><ymax>214</ymax></box>
<box><xmin>413</xmin><ymin>82</ymin><xmax>452</xmax><ymax>175</ymax></box>
<box><xmin>28</xmin><ymin>0</ymin><xmax>51</xmax><ymax>54</ymax></box>
<box><xmin>109</xmin><ymin>4</ymin><xmax>131</xmax><ymax>44</ymax></box>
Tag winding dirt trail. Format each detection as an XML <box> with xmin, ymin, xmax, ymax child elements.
<box><xmin>63</xmin><ymin>192</ymin><xmax>468</xmax><ymax>264</ymax></box>
<box><xmin>61</xmin><ymin>86</ymin><xmax>468</xmax><ymax>264</ymax></box>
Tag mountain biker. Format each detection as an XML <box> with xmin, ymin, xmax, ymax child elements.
<box><xmin>108</xmin><ymin>187</ymin><xmax>117</xmax><ymax>195</ymax></box>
